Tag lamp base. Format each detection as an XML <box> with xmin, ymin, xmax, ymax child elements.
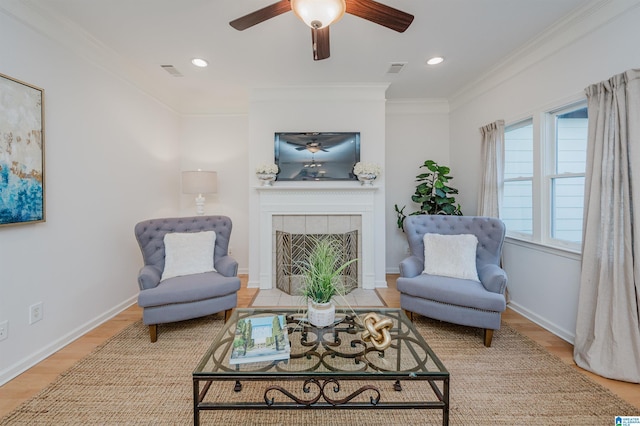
<box><xmin>195</xmin><ymin>194</ymin><xmax>205</xmax><ymax>216</ymax></box>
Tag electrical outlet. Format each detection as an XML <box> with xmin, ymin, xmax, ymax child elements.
<box><xmin>0</xmin><ymin>320</ymin><xmax>8</xmax><ymax>341</ymax></box>
<box><xmin>29</xmin><ymin>302</ymin><xmax>43</xmax><ymax>325</ymax></box>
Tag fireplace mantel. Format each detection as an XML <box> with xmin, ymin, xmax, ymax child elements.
<box><xmin>255</xmin><ymin>185</ymin><xmax>378</xmax><ymax>290</ymax></box>
<box><xmin>254</xmin><ymin>183</ymin><xmax>378</xmax><ymax>191</ymax></box>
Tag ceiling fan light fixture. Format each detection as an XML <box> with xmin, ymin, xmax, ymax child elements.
<box><xmin>191</xmin><ymin>58</ymin><xmax>209</xmax><ymax>67</ymax></box>
<box><xmin>291</xmin><ymin>0</ymin><xmax>346</xmax><ymax>29</ymax></box>
<box><xmin>426</xmin><ymin>56</ymin><xmax>444</xmax><ymax>66</ymax></box>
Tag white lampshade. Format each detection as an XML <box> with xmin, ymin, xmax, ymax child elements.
<box><xmin>291</xmin><ymin>0</ymin><xmax>346</xmax><ymax>29</ymax></box>
<box><xmin>182</xmin><ymin>170</ymin><xmax>218</xmax><ymax>195</ymax></box>
<box><xmin>182</xmin><ymin>170</ymin><xmax>218</xmax><ymax>216</ymax></box>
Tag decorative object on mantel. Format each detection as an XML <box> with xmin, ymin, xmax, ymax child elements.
<box><xmin>394</xmin><ymin>160</ymin><xmax>463</xmax><ymax>229</ymax></box>
<box><xmin>182</xmin><ymin>170</ymin><xmax>218</xmax><ymax>215</ymax></box>
<box><xmin>353</xmin><ymin>162</ymin><xmax>382</xmax><ymax>186</ymax></box>
<box><xmin>300</xmin><ymin>237</ymin><xmax>358</xmax><ymax>327</ymax></box>
<box><xmin>361</xmin><ymin>312</ymin><xmax>393</xmax><ymax>351</ymax></box>
<box><xmin>256</xmin><ymin>163</ymin><xmax>279</xmax><ymax>186</ymax></box>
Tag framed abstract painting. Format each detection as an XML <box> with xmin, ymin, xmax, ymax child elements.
<box><xmin>0</xmin><ymin>72</ymin><xmax>45</xmax><ymax>227</ymax></box>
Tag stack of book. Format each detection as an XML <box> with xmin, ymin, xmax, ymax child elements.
<box><xmin>229</xmin><ymin>314</ymin><xmax>291</xmax><ymax>365</ymax></box>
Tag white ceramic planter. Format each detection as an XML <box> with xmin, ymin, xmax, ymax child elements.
<box><xmin>357</xmin><ymin>173</ymin><xmax>377</xmax><ymax>186</ymax></box>
<box><xmin>307</xmin><ymin>301</ymin><xmax>336</xmax><ymax>327</ymax></box>
<box><xmin>256</xmin><ymin>173</ymin><xmax>277</xmax><ymax>186</ymax></box>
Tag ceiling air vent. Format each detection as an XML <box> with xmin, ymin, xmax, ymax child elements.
<box><xmin>161</xmin><ymin>65</ymin><xmax>184</xmax><ymax>77</ymax></box>
<box><xmin>387</xmin><ymin>62</ymin><xmax>407</xmax><ymax>74</ymax></box>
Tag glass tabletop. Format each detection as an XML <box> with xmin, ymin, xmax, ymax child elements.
<box><xmin>194</xmin><ymin>308</ymin><xmax>448</xmax><ymax>378</ymax></box>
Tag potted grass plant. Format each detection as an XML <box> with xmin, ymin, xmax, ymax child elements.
<box><xmin>299</xmin><ymin>237</ymin><xmax>358</xmax><ymax>327</ymax></box>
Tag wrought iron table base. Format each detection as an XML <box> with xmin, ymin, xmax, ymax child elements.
<box><xmin>193</xmin><ymin>376</ymin><xmax>449</xmax><ymax>425</ymax></box>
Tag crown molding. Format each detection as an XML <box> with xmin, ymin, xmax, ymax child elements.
<box><xmin>385</xmin><ymin>99</ymin><xmax>449</xmax><ymax>115</ymax></box>
<box><xmin>0</xmin><ymin>0</ymin><xmax>179</xmax><ymax>113</ymax></box>
<box><xmin>250</xmin><ymin>84</ymin><xmax>390</xmax><ymax>103</ymax></box>
<box><xmin>449</xmin><ymin>0</ymin><xmax>640</xmax><ymax>112</ymax></box>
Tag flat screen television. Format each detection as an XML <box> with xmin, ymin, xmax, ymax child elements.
<box><xmin>274</xmin><ymin>132</ymin><xmax>360</xmax><ymax>181</ymax></box>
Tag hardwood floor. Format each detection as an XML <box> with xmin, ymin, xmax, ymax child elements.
<box><xmin>1</xmin><ymin>274</ymin><xmax>638</xmax><ymax>417</ymax></box>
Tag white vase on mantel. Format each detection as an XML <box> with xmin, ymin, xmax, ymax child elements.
<box><xmin>357</xmin><ymin>173</ymin><xmax>378</xmax><ymax>186</ymax></box>
<box><xmin>256</xmin><ymin>172</ymin><xmax>277</xmax><ymax>186</ymax></box>
<box><xmin>307</xmin><ymin>301</ymin><xmax>336</xmax><ymax>327</ymax></box>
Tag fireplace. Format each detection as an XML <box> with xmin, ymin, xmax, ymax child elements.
<box><xmin>275</xmin><ymin>222</ymin><xmax>359</xmax><ymax>295</ymax></box>
<box><xmin>254</xmin><ymin>185</ymin><xmax>379</xmax><ymax>290</ymax></box>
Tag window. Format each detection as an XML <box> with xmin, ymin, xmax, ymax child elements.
<box><xmin>503</xmin><ymin>120</ymin><xmax>533</xmax><ymax>236</ymax></box>
<box><xmin>548</xmin><ymin>105</ymin><xmax>587</xmax><ymax>244</ymax></box>
<box><xmin>502</xmin><ymin>101</ymin><xmax>587</xmax><ymax>249</ymax></box>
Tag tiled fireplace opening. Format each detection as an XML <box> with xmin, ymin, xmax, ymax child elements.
<box><xmin>275</xmin><ymin>230</ymin><xmax>358</xmax><ymax>296</ymax></box>
<box><xmin>272</xmin><ymin>215</ymin><xmax>362</xmax><ymax>294</ymax></box>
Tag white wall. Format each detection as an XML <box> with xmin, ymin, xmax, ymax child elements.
<box><xmin>247</xmin><ymin>85</ymin><xmax>388</xmax><ymax>288</ymax></box>
<box><xmin>385</xmin><ymin>100</ymin><xmax>450</xmax><ymax>271</ymax></box>
<box><xmin>503</xmin><ymin>242</ymin><xmax>581</xmax><ymax>342</ymax></box>
<box><xmin>179</xmin><ymin>114</ymin><xmax>250</xmax><ymax>271</ymax></box>
<box><xmin>4</xmin><ymin>0</ymin><xmax>636</xmax><ymax>388</ymax></box>
<box><xmin>176</xmin><ymin>97</ymin><xmax>453</xmax><ymax>278</ymax></box>
<box><xmin>0</xmin><ymin>8</ymin><xmax>180</xmax><ymax>384</ymax></box>
<box><xmin>448</xmin><ymin>2</ymin><xmax>640</xmax><ymax>341</ymax></box>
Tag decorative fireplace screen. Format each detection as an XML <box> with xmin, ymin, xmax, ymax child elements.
<box><xmin>276</xmin><ymin>230</ymin><xmax>358</xmax><ymax>296</ymax></box>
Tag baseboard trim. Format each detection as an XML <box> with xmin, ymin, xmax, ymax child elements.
<box><xmin>0</xmin><ymin>296</ymin><xmax>137</xmax><ymax>386</ymax></box>
<box><xmin>507</xmin><ymin>301</ymin><xmax>575</xmax><ymax>344</ymax></box>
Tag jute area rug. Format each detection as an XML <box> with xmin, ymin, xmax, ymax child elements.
<box><xmin>1</xmin><ymin>314</ymin><xmax>636</xmax><ymax>425</ymax></box>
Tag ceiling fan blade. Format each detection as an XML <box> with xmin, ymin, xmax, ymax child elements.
<box><xmin>229</xmin><ymin>0</ymin><xmax>292</xmax><ymax>31</ymax></box>
<box><xmin>312</xmin><ymin>26</ymin><xmax>330</xmax><ymax>61</ymax></box>
<box><xmin>345</xmin><ymin>0</ymin><xmax>414</xmax><ymax>33</ymax></box>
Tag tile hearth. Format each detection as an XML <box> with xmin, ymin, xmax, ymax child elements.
<box><xmin>251</xmin><ymin>288</ymin><xmax>384</xmax><ymax>308</ymax></box>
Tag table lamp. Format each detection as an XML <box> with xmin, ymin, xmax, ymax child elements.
<box><xmin>182</xmin><ymin>170</ymin><xmax>218</xmax><ymax>215</ymax></box>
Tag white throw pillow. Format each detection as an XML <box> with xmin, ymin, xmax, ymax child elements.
<box><xmin>422</xmin><ymin>233</ymin><xmax>480</xmax><ymax>282</ymax></box>
<box><xmin>161</xmin><ymin>231</ymin><xmax>217</xmax><ymax>281</ymax></box>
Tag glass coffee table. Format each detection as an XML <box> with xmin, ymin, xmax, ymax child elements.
<box><xmin>193</xmin><ymin>308</ymin><xmax>449</xmax><ymax>425</ymax></box>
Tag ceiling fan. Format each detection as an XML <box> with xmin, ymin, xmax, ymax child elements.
<box><xmin>229</xmin><ymin>0</ymin><xmax>414</xmax><ymax>61</ymax></box>
<box><xmin>287</xmin><ymin>140</ymin><xmax>329</xmax><ymax>152</ymax></box>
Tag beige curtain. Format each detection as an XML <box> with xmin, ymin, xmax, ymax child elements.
<box><xmin>574</xmin><ymin>69</ymin><xmax>640</xmax><ymax>383</ymax></box>
<box><xmin>477</xmin><ymin>120</ymin><xmax>505</xmax><ymax>217</ymax></box>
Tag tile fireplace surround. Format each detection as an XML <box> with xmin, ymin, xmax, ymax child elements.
<box><xmin>255</xmin><ymin>185</ymin><xmax>379</xmax><ymax>290</ymax></box>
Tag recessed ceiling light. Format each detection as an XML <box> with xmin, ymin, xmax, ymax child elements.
<box><xmin>426</xmin><ymin>56</ymin><xmax>444</xmax><ymax>65</ymax></box>
<box><xmin>191</xmin><ymin>58</ymin><xmax>209</xmax><ymax>68</ymax></box>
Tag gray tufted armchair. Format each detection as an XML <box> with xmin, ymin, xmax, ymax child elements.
<box><xmin>397</xmin><ymin>215</ymin><xmax>507</xmax><ymax>346</ymax></box>
<box><xmin>134</xmin><ymin>216</ymin><xmax>241</xmax><ymax>342</ymax></box>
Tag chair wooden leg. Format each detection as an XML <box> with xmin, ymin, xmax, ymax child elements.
<box><xmin>403</xmin><ymin>309</ymin><xmax>414</xmax><ymax>321</ymax></box>
<box><xmin>224</xmin><ymin>309</ymin><xmax>233</xmax><ymax>323</ymax></box>
<box><xmin>149</xmin><ymin>324</ymin><xmax>157</xmax><ymax>343</ymax></box>
<box><xmin>484</xmin><ymin>329</ymin><xmax>494</xmax><ymax>347</ymax></box>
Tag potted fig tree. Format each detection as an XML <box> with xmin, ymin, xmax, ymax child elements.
<box><xmin>395</xmin><ymin>159</ymin><xmax>463</xmax><ymax>229</ymax></box>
